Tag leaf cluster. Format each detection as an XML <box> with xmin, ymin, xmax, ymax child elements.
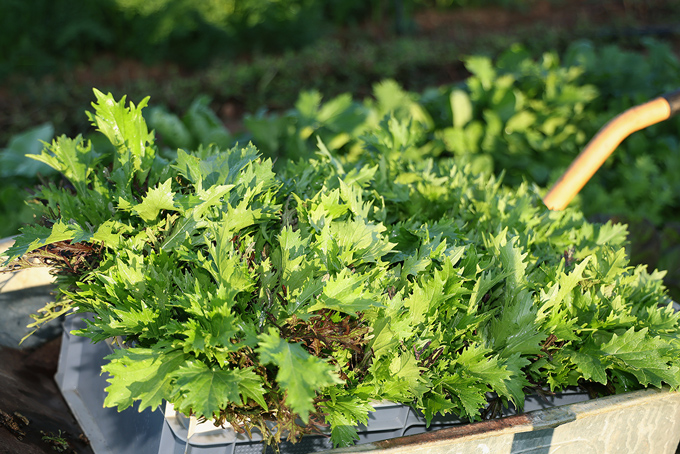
<box><xmin>3</xmin><ymin>90</ymin><xmax>680</xmax><ymax>449</ymax></box>
<box><xmin>144</xmin><ymin>39</ymin><xmax>680</xmax><ymax>233</ymax></box>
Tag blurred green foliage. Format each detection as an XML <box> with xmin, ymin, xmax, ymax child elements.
<box><xmin>0</xmin><ymin>0</ymin><xmax>570</xmax><ymax>79</ymax></box>
<box><xmin>0</xmin><ymin>0</ymin><xmax>427</xmax><ymax>78</ymax></box>
<box><xmin>0</xmin><ymin>0</ymin><xmax>300</xmax><ymax>76</ymax></box>
<box><xmin>0</xmin><ymin>0</ymin><xmax>114</xmax><ymax>75</ymax></box>
<box><xmin>0</xmin><ymin>124</ymin><xmax>56</xmax><ymax>238</ymax></box>
<box><xmin>0</xmin><ymin>34</ymin><xmax>461</xmax><ymax>151</ymax></box>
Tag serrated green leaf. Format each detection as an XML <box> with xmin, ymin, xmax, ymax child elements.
<box><xmin>489</xmin><ymin>289</ymin><xmax>546</xmax><ymax>357</ymax></box>
<box><xmin>180</xmin><ymin>307</ymin><xmax>240</xmax><ymax>359</ymax></box>
<box><xmin>403</xmin><ymin>275</ymin><xmax>445</xmax><ymax>325</ymax></box>
<box><xmin>469</xmin><ymin>268</ymin><xmax>512</xmax><ymax>311</ymax></box>
<box><xmin>599</xmin><ymin>328</ymin><xmax>680</xmax><ymax>388</ymax></box>
<box><xmin>443</xmin><ymin>373</ymin><xmax>487</xmax><ymax>418</ymax></box>
<box><xmin>2</xmin><ymin>221</ymin><xmax>77</xmax><ymax>264</ymax></box>
<box><xmin>388</xmin><ymin>350</ymin><xmax>428</xmax><ymax>398</ymax></box>
<box><xmin>133</xmin><ymin>178</ymin><xmax>177</xmax><ymax>222</ymax></box>
<box><xmin>596</xmin><ymin>221</ymin><xmax>628</xmax><ymax>246</ymax></box>
<box><xmin>257</xmin><ymin>329</ymin><xmax>341</xmax><ymax>422</ymax></box>
<box><xmin>401</xmin><ymin>252</ymin><xmax>431</xmax><ymax>278</ymax></box>
<box><xmin>29</xmin><ymin>135</ymin><xmax>99</xmax><ymax>191</ymax></box>
<box><xmin>161</xmin><ymin>209</ymin><xmax>204</xmax><ymax>251</ymax></box>
<box><xmin>366</xmin><ymin>315</ymin><xmax>400</xmax><ymax>361</ymax></box>
<box><xmin>92</xmin><ymin>220</ymin><xmax>135</xmax><ymax>247</ymax></box>
<box><xmin>455</xmin><ymin>344</ymin><xmax>512</xmax><ymax>391</ymax></box>
<box><xmin>495</xmin><ymin>233</ymin><xmax>528</xmax><ymax>295</ymax></box>
<box><xmin>172</xmin><ymin>362</ymin><xmax>265</xmax><ymax>418</ymax></box>
<box><xmin>308</xmin><ymin>268</ymin><xmax>382</xmax><ymax>316</ymax></box>
<box><xmin>205</xmin><ymin>219</ymin><xmax>256</xmax><ymax>295</ymax></box>
<box><xmin>88</xmin><ymin>88</ymin><xmax>155</xmax><ymax>183</ymax></box>
<box><xmin>569</xmin><ymin>348</ymin><xmax>607</xmax><ymax>384</ymax></box>
<box><xmin>278</xmin><ymin>226</ymin><xmax>313</xmax><ymax>290</ymax></box>
<box><xmin>102</xmin><ymin>347</ymin><xmax>186</xmax><ymax>412</ymax></box>
<box><xmin>327</xmin><ymin>217</ymin><xmax>395</xmax><ymax>266</ymax></box>
<box><xmin>194</xmin><ymin>184</ymin><xmax>233</xmax><ymax>216</ymax></box>
<box><xmin>537</xmin><ymin>257</ymin><xmax>591</xmax><ymax>321</ymax></box>
<box><xmin>422</xmin><ymin>392</ymin><xmax>458</xmax><ymax>425</ymax></box>
<box><xmin>500</xmin><ymin>353</ymin><xmax>530</xmax><ymax>407</ymax></box>
<box><xmin>321</xmin><ymin>395</ymin><xmax>374</xmax><ymax>447</ymax></box>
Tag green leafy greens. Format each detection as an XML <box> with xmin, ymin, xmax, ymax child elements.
<box><xmin>3</xmin><ymin>90</ymin><xmax>679</xmax><ymax>448</ymax></box>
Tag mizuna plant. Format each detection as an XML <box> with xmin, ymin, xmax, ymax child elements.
<box><xmin>3</xmin><ymin>90</ymin><xmax>680</xmax><ymax>448</ymax></box>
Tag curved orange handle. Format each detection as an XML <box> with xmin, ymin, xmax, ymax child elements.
<box><xmin>543</xmin><ymin>90</ymin><xmax>680</xmax><ymax>211</ymax></box>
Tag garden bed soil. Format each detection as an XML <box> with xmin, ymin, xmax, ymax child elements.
<box><xmin>0</xmin><ymin>337</ymin><xmax>93</xmax><ymax>454</ymax></box>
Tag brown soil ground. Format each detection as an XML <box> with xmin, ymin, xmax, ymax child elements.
<box><xmin>0</xmin><ymin>337</ymin><xmax>93</xmax><ymax>454</ymax></box>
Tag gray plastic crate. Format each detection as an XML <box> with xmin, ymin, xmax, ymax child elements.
<box><xmin>55</xmin><ymin>314</ymin><xmax>165</xmax><ymax>454</ymax></box>
<box><xmin>159</xmin><ymin>400</ymin><xmax>416</xmax><ymax>454</ymax></box>
<box><xmin>159</xmin><ymin>391</ymin><xmax>591</xmax><ymax>453</ymax></box>
<box><xmin>56</xmin><ymin>313</ymin><xmax>591</xmax><ymax>454</ymax></box>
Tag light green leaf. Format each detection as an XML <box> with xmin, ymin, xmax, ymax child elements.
<box><xmin>321</xmin><ymin>395</ymin><xmax>374</xmax><ymax>447</ymax></box>
<box><xmin>465</xmin><ymin>56</ymin><xmax>496</xmax><ymax>89</ymax></box>
<box><xmin>133</xmin><ymin>179</ymin><xmax>177</xmax><ymax>222</ymax></box>
<box><xmin>161</xmin><ymin>209</ymin><xmax>204</xmax><ymax>251</ymax></box>
<box><xmin>172</xmin><ymin>362</ymin><xmax>265</xmax><ymax>418</ymax></box>
<box><xmin>505</xmin><ymin>111</ymin><xmax>536</xmax><ymax>134</ymax></box>
<box><xmin>489</xmin><ymin>289</ymin><xmax>546</xmax><ymax>357</ymax></box>
<box><xmin>2</xmin><ymin>221</ymin><xmax>77</xmax><ymax>264</ymax></box>
<box><xmin>389</xmin><ymin>350</ymin><xmax>428</xmax><ymax>398</ymax></box>
<box><xmin>537</xmin><ymin>257</ymin><xmax>591</xmax><ymax>321</ymax></box>
<box><xmin>422</xmin><ymin>392</ymin><xmax>458</xmax><ymax>425</ymax></box>
<box><xmin>29</xmin><ymin>135</ymin><xmax>100</xmax><ymax>192</ymax></box>
<box><xmin>308</xmin><ymin>268</ymin><xmax>382</xmax><ymax>316</ymax></box>
<box><xmin>596</xmin><ymin>221</ymin><xmax>628</xmax><ymax>246</ymax></box>
<box><xmin>92</xmin><ymin>220</ymin><xmax>135</xmax><ymax>247</ymax></box>
<box><xmin>455</xmin><ymin>344</ymin><xmax>512</xmax><ymax>391</ymax></box>
<box><xmin>257</xmin><ymin>329</ymin><xmax>341</xmax><ymax>422</ymax></box>
<box><xmin>278</xmin><ymin>227</ymin><xmax>313</xmax><ymax>290</ymax></box>
<box><xmin>102</xmin><ymin>347</ymin><xmax>186</xmax><ymax>412</ymax></box>
<box><xmin>444</xmin><ymin>373</ymin><xmax>488</xmax><ymax>418</ymax></box>
<box><xmin>88</xmin><ymin>88</ymin><xmax>155</xmax><ymax>183</ymax></box>
<box><xmin>450</xmin><ymin>89</ymin><xmax>473</xmax><ymax>129</ymax></box>
<box><xmin>403</xmin><ymin>275</ymin><xmax>445</xmax><ymax>325</ymax></box>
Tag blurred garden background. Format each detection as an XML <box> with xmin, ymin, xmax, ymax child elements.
<box><xmin>2</xmin><ymin>0</ymin><xmax>680</xmax><ymax>298</ymax></box>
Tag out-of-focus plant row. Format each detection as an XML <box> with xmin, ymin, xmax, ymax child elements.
<box><xmin>0</xmin><ymin>0</ymin><xmax>540</xmax><ymax>78</ymax></box>
<box><xmin>3</xmin><ymin>39</ymin><xmax>680</xmax><ymax>297</ymax></box>
<box><xmin>0</xmin><ymin>0</ymin><xmax>361</xmax><ymax>76</ymax></box>
<box><xmin>1</xmin><ymin>35</ymin><xmax>465</xmax><ymax>148</ymax></box>
<box><xmin>5</xmin><ymin>0</ymin><xmax>676</xmax><ymax>148</ymax></box>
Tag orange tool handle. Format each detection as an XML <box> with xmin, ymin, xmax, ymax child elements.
<box><xmin>543</xmin><ymin>90</ymin><xmax>680</xmax><ymax>211</ymax></box>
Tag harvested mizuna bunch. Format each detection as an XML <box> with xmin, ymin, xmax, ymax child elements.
<box><xmin>3</xmin><ymin>90</ymin><xmax>679</xmax><ymax>448</ymax></box>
